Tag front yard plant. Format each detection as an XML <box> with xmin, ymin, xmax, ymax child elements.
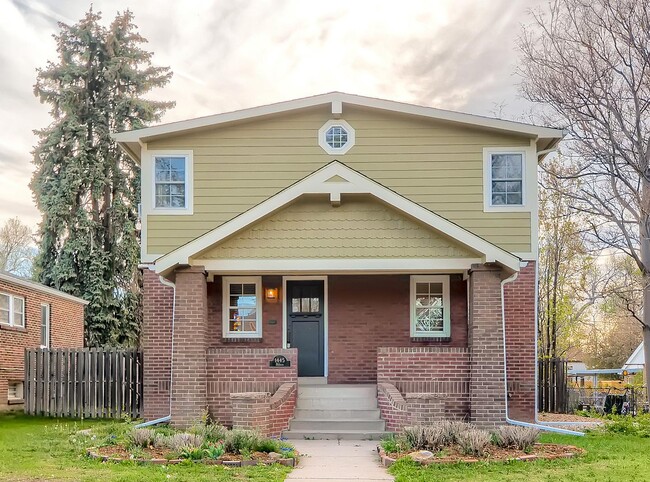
<box><xmin>0</xmin><ymin>413</ymin><xmax>293</xmax><ymax>481</ymax></box>
<box><xmin>379</xmin><ymin>421</ymin><xmax>578</xmax><ymax>465</ymax></box>
<box><xmin>85</xmin><ymin>417</ymin><xmax>297</xmax><ymax>466</ymax></box>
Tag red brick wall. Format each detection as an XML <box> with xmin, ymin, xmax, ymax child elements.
<box><xmin>0</xmin><ymin>279</ymin><xmax>84</xmax><ymax>410</ymax></box>
<box><xmin>206</xmin><ymin>348</ymin><xmax>297</xmax><ymax>427</ymax></box>
<box><xmin>141</xmin><ymin>269</ymin><xmax>173</xmax><ymax>420</ymax></box>
<box><xmin>504</xmin><ymin>261</ymin><xmax>536</xmax><ymax>422</ymax></box>
<box><xmin>328</xmin><ymin>274</ymin><xmax>468</xmax><ymax>383</ymax></box>
<box><xmin>377</xmin><ymin>347</ymin><xmax>471</xmax><ymax>420</ymax></box>
<box><xmin>269</xmin><ymin>383</ymin><xmax>297</xmax><ymax>436</ymax></box>
<box><xmin>207</xmin><ymin>276</ymin><xmax>283</xmax><ymax>348</ymax></box>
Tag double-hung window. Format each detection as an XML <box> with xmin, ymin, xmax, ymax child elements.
<box><xmin>410</xmin><ymin>275</ymin><xmax>451</xmax><ymax>338</ymax></box>
<box><xmin>154</xmin><ymin>155</ymin><xmax>188</xmax><ymax>209</ymax></box>
<box><xmin>487</xmin><ymin>152</ymin><xmax>524</xmax><ymax>207</ymax></box>
<box><xmin>0</xmin><ymin>293</ymin><xmax>25</xmax><ymax>328</ymax></box>
<box><xmin>222</xmin><ymin>277</ymin><xmax>262</xmax><ymax>338</ymax></box>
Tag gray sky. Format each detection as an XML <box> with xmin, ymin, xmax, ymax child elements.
<box><xmin>0</xmin><ymin>0</ymin><xmax>543</xmax><ymax>229</ymax></box>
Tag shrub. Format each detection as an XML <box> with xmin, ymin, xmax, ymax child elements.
<box><xmin>603</xmin><ymin>413</ymin><xmax>650</xmax><ymax>437</ymax></box>
<box><xmin>224</xmin><ymin>429</ymin><xmax>260</xmax><ymax>455</ymax></box>
<box><xmin>188</xmin><ymin>422</ymin><xmax>227</xmax><ymax>442</ymax></box>
<box><xmin>380</xmin><ymin>434</ymin><xmax>412</xmax><ymax>454</ymax></box>
<box><xmin>402</xmin><ymin>426</ymin><xmax>427</xmax><ymax>450</ymax></box>
<box><xmin>492</xmin><ymin>426</ymin><xmax>540</xmax><ymax>451</ymax></box>
<box><xmin>127</xmin><ymin>428</ymin><xmax>156</xmax><ymax>448</ymax></box>
<box><xmin>442</xmin><ymin>420</ymin><xmax>472</xmax><ymax>445</ymax></box>
<box><xmin>255</xmin><ymin>438</ymin><xmax>281</xmax><ymax>453</ymax></box>
<box><xmin>456</xmin><ymin>428</ymin><xmax>492</xmax><ymax>457</ymax></box>
<box><xmin>422</xmin><ymin>424</ymin><xmax>449</xmax><ymax>450</ymax></box>
<box><xmin>156</xmin><ymin>432</ymin><xmax>204</xmax><ymax>451</ymax></box>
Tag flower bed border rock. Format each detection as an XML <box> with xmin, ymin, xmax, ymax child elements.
<box><xmin>377</xmin><ymin>443</ymin><xmax>584</xmax><ymax>467</ymax></box>
<box><xmin>86</xmin><ymin>449</ymin><xmax>296</xmax><ymax>467</ymax></box>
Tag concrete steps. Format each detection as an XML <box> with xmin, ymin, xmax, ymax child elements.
<box><xmin>283</xmin><ymin>381</ymin><xmax>390</xmax><ymax>440</ymax></box>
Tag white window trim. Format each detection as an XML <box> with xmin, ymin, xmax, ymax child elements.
<box><xmin>222</xmin><ymin>276</ymin><xmax>263</xmax><ymax>338</ymax></box>
<box><xmin>0</xmin><ymin>292</ymin><xmax>25</xmax><ymax>328</ymax></box>
<box><xmin>318</xmin><ymin>119</ymin><xmax>356</xmax><ymax>155</ymax></box>
<box><xmin>410</xmin><ymin>275</ymin><xmax>451</xmax><ymax>338</ymax></box>
<box><xmin>150</xmin><ymin>150</ymin><xmax>194</xmax><ymax>215</ymax></box>
<box><xmin>483</xmin><ymin>147</ymin><xmax>529</xmax><ymax>212</ymax></box>
<box><xmin>41</xmin><ymin>303</ymin><xmax>51</xmax><ymax>348</ymax></box>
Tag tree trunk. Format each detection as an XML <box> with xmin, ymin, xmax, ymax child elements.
<box><xmin>643</xmin><ymin>278</ymin><xmax>650</xmax><ymax>404</ymax></box>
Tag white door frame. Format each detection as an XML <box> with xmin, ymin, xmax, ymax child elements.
<box><xmin>282</xmin><ymin>275</ymin><xmax>329</xmax><ymax>377</ymax></box>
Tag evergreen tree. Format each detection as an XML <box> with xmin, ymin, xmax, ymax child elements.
<box><xmin>31</xmin><ymin>9</ymin><xmax>174</xmax><ymax>346</ymax></box>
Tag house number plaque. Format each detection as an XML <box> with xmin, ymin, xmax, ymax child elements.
<box><xmin>269</xmin><ymin>355</ymin><xmax>291</xmax><ymax>367</ymax></box>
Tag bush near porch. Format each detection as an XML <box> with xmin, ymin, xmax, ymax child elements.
<box><xmin>0</xmin><ymin>413</ymin><xmax>292</xmax><ymax>481</ymax></box>
<box><xmin>388</xmin><ymin>429</ymin><xmax>650</xmax><ymax>482</ymax></box>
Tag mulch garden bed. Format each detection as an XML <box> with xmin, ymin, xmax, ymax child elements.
<box><xmin>88</xmin><ymin>445</ymin><xmax>296</xmax><ymax>467</ymax></box>
<box><xmin>378</xmin><ymin>443</ymin><xmax>585</xmax><ymax>467</ymax></box>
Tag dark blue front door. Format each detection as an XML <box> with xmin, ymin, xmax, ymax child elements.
<box><xmin>287</xmin><ymin>280</ymin><xmax>324</xmax><ymax>377</ymax></box>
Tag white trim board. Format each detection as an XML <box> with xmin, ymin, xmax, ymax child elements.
<box><xmin>154</xmin><ymin>161</ymin><xmax>521</xmax><ymax>275</ymax></box>
<box><xmin>282</xmin><ymin>276</ymin><xmax>329</xmax><ymax>377</ymax></box>
<box><xmin>113</xmin><ymin>92</ymin><xmax>565</xmax><ymax>158</ymax></box>
<box><xmin>0</xmin><ymin>271</ymin><xmax>88</xmax><ymax>305</ymax></box>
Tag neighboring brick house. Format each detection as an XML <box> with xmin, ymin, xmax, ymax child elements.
<box><xmin>0</xmin><ymin>271</ymin><xmax>86</xmax><ymax>410</ymax></box>
<box><xmin>114</xmin><ymin>92</ymin><xmax>564</xmax><ymax>436</ymax></box>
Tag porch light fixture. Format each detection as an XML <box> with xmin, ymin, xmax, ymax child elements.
<box><xmin>265</xmin><ymin>287</ymin><xmax>279</xmax><ymax>302</ymax></box>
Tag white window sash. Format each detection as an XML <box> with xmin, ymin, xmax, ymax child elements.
<box><xmin>41</xmin><ymin>304</ymin><xmax>51</xmax><ymax>347</ymax></box>
<box><xmin>410</xmin><ymin>275</ymin><xmax>451</xmax><ymax>338</ymax></box>
<box><xmin>487</xmin><ymin>152</ymin><xmax>525</xmax><ymax>208</ymax></box>
<box><xmin>0</xmin><ymin>293</ymin><xmax>25</xmax><ymax>328</ymax></box>
<box><xmin>222</xmin><ymin>276</ymin><xmax>263</xmax><ymax>338</ymax></box>
<box><xmin>154</xmin><ymin>155</ymin><xmax>188</xmax><ymax>209</ymax></box>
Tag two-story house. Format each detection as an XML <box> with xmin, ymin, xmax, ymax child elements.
<box><xmin>114</xmin><ymin>92</ymin><xmax>563</xmax><ymax>438</ymax></box>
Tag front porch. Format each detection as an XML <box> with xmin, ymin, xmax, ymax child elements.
<box><xmin>141</xmin><ymin>263</ymin><xmax>536</xmax><ymax>436</ymax></box>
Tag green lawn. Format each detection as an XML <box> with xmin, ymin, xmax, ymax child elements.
<box><xmin>0</xmin><ymin>412</ymin><xmax>291</xmax><ymax>481</ymax></box>
<box><xmin>389</xmin><ymin>431</ymin><xmax>650</xmax><ymax>482</ymax></box>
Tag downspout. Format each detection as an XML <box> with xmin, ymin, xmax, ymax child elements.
<box><xmin>134</xmin><ymin>270</ymin><xmax>175</xmax><ymax>428</ymax></box>
<box><xmin>500</xmin><ymin>270</ymin><xmax>584</xmax><ymax>436</ymax></box>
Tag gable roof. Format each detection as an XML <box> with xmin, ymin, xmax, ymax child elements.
<box><xmin>113</xmin><ymin>92</ymin><xmax>565</xmax><ymax>163</ymax></box>
<box><xmin>0</xmin><ymin>271</ymin><xmax>89</xmax><ymax>305</ymax></box>
<box><xmin>153</xmin><ymin>161</ymin><xmax>521</xmax><ymax>276</ymax></box>
<box><xmin>623</xmin><ymin>342</ymin><xmax>645</xmax><ymax>369</ymax></box>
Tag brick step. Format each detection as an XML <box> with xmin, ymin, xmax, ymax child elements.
<box><xmin>282</xmin><ymin>429</ymin><xmax>391</xmax><ymax>441</ymax></box>
<box><xmin>289</xmin><ymin>419</ymin><xmax>386</xmax><ymax>431</ymax></box>
<box><xmin>296</xmin><ymin>397</ymin><xmax>378</xmax><ymax>410</ymax></box>
<box><xmin>297</xmin><ymin>384</ymin><xmax>377</xmax><ymax>398</ymax></box>
<box><xmin>293</xmin><ymin>408</ymin><xmax>381</xmax><ymax>420</ymax></box>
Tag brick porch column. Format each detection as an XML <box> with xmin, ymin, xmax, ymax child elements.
<box><xmin>468</xmin><ymin>264</ymin><xmax>507</xmax><ymax>427</ymax></box>
<box><xmin>171</xmin><ymin>265</ymin><xmax>208</xmax><ymax>427</ymax></box>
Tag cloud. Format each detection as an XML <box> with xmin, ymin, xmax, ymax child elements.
<box><xmin>0</xmin><ymin>0</ymin><xmax>545</xmax><ymax>229</ymax></box>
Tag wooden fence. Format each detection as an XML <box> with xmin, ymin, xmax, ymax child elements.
<box><xmin>24</xmin><ymin>348</ymin><xmax>143</xmax><ymax>418</ymax></box>
<box><xmin>538</xmin><ymin>357</ymin><xmax>569</xmax><ymax>413</ymax></box>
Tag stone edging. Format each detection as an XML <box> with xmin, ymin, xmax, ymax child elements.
<box><xmin>377</xmin><ymin>444</ymin><xmax>583</xmax><ymax>467</ymax></box>
<box><xmin>86</xmin><ymin>449</ymin><xmax>296</xmax><ymax>467</ymax></box>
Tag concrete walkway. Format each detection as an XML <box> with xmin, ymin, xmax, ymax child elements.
<box><xmin>286</xmin><ymin>439</ymin><xmax>394</xmax><ymax>482</ymax></box>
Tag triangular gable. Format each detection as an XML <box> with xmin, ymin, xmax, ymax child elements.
<box><xmin>199</xmin><ymin>196</ymin><xmax>480</xmax><ymax>260</ymax></box>
<box><xmin>154</xmin><ymin>161</ymin><xmax>521</xmax><ymax>275</ymax></box>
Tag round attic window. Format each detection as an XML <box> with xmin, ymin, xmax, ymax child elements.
<box><xmin>318</xmin><ymin>119</ymin><xmax>356</xmax><ymax>155</ymax></box>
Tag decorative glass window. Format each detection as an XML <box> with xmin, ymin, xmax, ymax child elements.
<box><xmin>41</xmin><ymin>304</ymin><xmax>50</xmax><ymax>347</ymax></box>
<box><xmin>490</xmin><ymin>153</ymin><xmax>523</xmax><ymax>206</ymax></box>
<box><xmin>410</xmin><ymin>275</ymin><xmax>451</xmax><ymax>337</ymax></box>
<box><xmin>325</xmin><ymin>125</ymin><xmax>348</xmax><ymax>149</ymax></box>
<box><xmin>154</xmin><ymin>156</ymin><xmax>187</xmax><ymax>208</ymax></box>
<box><xmin>222</xmin><ymin>277</ymin><xmax>262</xmax><ymax>338</ymax></box>
<box><xmin>0</xmin><ymin>293</ymin><xmax>25</xmax><ymax>328</ymax></box>
<box><xmin>318</xmin><ymin>120</ymin><xmax>356</xmax><ymax>154</ymax></box>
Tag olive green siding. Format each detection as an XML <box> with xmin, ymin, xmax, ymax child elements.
<box><xmin>197</xmin><ymin>195</ymin><xmax>479</xmax><ymax>260</ymax></box>
<box><xmin>146</xmin><ymin>105</ymin><xmax>532</xmax><ymax>255</ymax></box>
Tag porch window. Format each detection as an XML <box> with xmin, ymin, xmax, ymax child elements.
<box><xmin>410</xmin><ymin>275</ymin><xmax>451</xmax><ymax>338</ymax></box>
<box><xmin>0</xmin><ymin>292</ymin><xmax>25</xmax><ymax>328</ymax></box>
<box><xmin>222</xmin><ymin>276</ymin><xmax>262</xmax><ymax>338</ymax></box>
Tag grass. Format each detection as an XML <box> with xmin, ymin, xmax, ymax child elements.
<box><xmin>389</xmin><ymin>431</ymin><xmax>650</xmax><ymax>482</ymax></box>
<box><xmin>0</xmin><ymin>412</ymin><xmax>292</xmax><ymax>482</ymax></box>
